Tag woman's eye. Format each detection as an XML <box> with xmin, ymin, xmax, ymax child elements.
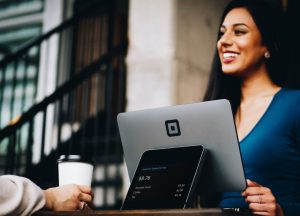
<box><xmin>234</xmin><ymin>29</ymin><xmax>246</xmax><ymax>35</ymax></box>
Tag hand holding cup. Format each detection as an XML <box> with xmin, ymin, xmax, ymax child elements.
<box><xmin>57</xmin><ymin>155</ymin><xmax>94</xmax><ymax>210</ymax></box>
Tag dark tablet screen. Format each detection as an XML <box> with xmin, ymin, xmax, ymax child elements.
<box><xmin>121</xmin><ymin>145</ymin><xmax>206</xmax><ymax>210</ymax></box>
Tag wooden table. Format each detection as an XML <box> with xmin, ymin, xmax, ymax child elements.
<box><xmin>34</xmin><ymin>209</ymin><xmax>222</xmax><ymax>216</ymax></box>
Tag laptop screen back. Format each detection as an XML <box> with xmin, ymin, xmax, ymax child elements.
<box><xmin>117</xmin><ymin>99</ymin><xmax>246</xmax><ymax>192</ymax></box>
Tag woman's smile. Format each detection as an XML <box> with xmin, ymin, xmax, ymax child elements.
<box><xmin>222</xmin><ymin>51</ymin><xmax>240</xmax><ymax>63</ymax></box>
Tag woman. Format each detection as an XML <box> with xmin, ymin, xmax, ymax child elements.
<box><xmin>0</xmin><ymin>175</ymin><xmax>93</xmax><ymax>215</ymax></box>
<box><xmin>204</xmin><ymin>0</ymin><xmax>300</xmax><ymax>215</ymax></box>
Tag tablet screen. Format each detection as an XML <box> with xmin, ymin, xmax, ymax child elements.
<box><xmin>121</xmin><ymin>145</ymin><xmax>206</xmax><ymax>210</ymax></box>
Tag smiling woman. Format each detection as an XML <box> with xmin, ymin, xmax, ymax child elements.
<box><xmin>217</xmin><ymin>8</ymin><xmax>268</xmax><ymax>78</ymax></box>
<box><xmin>203</xmin><ymin>0</ymin><xmax>300</xmax><ymax>216</ymax></box>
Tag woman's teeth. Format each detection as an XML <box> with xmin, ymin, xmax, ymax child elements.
<box><xmin>223</xmin><ymin>53</ymin><xmax>239</xmax><ymax>58</ymax></box>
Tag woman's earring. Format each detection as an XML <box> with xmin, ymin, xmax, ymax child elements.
<box><xmin>264</xmin><ymin>51</ymin><xmax>270</xmax><ymax>59</ymax></box>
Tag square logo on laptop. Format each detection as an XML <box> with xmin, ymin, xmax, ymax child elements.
<box><xmin>165</xmin><ymin>119</ymin><xmax>181</xmax><ymax>137</ymax></box>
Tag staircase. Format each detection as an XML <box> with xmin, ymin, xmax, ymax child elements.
<box><xmin>0</xmin><ymin>0</ymin><xmax>128</xmax><ymax>210</ymax></box>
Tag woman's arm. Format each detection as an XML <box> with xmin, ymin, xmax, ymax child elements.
<box><xmin>242</xmin><ymin>179</ymin><xmax>284</xmax><ymax>216</ymax></box>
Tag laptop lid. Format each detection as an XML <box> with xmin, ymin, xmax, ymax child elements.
<box><xmin>117</xmin><ymin>99</ymin><xmax>246</xmax><ymax>192</ymax></box>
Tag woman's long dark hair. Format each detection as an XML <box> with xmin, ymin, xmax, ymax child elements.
<box><xmin>203</xmin><ymin>0</ymin><xmax>286</xmax><ymax>114</ymax></box>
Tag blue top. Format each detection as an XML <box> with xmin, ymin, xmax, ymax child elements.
<box><xmin>219</xmin><ymin>88</ymin><xmax>300</xmax><ymax>215</ymax></box>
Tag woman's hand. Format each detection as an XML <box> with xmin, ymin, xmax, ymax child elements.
<box><xmin>241</xmin><ymin>179</ymin><xmax>284</xmax><ymax>216</ymax></box>
<box><xmin>44</xmin><ymin>184</ymin><xmax>93</xmax><ymax>211</ymax></box>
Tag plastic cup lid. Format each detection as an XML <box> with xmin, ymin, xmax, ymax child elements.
<box><xmin>57</xmin><ymin>155</ymin><xmax>94</xmax><ymax>165</ymax></box>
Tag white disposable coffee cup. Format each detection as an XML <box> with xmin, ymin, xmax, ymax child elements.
<box><xmin>58</xmin><ymin>155</ymin><xmax>94</xmax><ymax>187</ymax></box>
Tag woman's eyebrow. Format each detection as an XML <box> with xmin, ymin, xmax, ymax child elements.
<box><xmin>221</xmin><ymin>23</ymin><xmax>249</xmax><ymax>28</ymax></box>
<box><xmin>232</xmin><ymin>23</ymin><xmax>249</xmax><ymax>28</ymax></box>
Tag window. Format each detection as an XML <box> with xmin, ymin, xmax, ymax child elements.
<box><xmin>0</xmin><ymin>0</ymin><xmax>44</xmax><ymax>127</ymax></box>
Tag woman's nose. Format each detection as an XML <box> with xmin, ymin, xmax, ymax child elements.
<box><xmin>218</xmin><ymin>32</ymin><xmax>233</xmax><ymax>46</ymax></box>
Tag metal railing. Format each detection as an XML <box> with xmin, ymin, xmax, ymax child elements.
<box><xmin>0</xmin><ymin>44</ymin><xmax>127</xmax><ymax>207</ymax></box>
<box><xmin>0</xmin><ymin>1</ymin><xmax>128</xmax><ymax>209</ymax></box>
<box><xmin>0</xmin><ymin>14</ymin><xmax>76</xmax><ymax>127</ymax></box>
<box><xmin>0</xmin><ymin>43</ymin><xmax>126</xmax><ymax>166</ymax></box>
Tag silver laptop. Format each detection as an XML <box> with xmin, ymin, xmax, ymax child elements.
<box><xmin>117</xmin><ymin>99</ymin><xmax>246</xmax><ymax>192</ymax></box>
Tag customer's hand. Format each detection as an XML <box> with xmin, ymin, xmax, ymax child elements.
<box><xmin>44</xmin><ymin>184</ymin><xmax>93</xmax><ymax>211</ymax></box>
<box><xmin>241</xmin><ymin>179</ymin><xmax>284</xmax><ymax>216</ymax></box>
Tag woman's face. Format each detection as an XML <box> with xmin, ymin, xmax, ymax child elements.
<box><xmin>217</xmin><ymin>8</ymin><xmax>268</xmax><ymax>77</ymax></box>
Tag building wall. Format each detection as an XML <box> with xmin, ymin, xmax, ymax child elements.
<box><xmin>126</xmin><ymin>0</ymin><xmax>230</xmax><ymax>112</ymax></box>
<box><xmin>126</xmin><ymin>0</ymin><xmax>176</xmax><ymax>111</ymax></box>
<box><xmin>174</xmin><ymin>0</ymin><xmax>230</xmax><ymax>104</ymax></box>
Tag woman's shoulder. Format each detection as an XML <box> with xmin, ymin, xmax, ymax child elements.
<box><xmin>274</xmin><ymin>88</ymin><xmax>300</xmax><ymax>120</ymax></box>
<box><xmin>280</xmin><ymin>87</ymin><xmax>300</xmax><ymax>100</ymax></box>
<box><xmin>276</xmin><ymin>88</ymin><xmax>300</xmax><ymax>111</ymax></box>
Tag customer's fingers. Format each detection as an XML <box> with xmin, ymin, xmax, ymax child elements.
<box><xmin>79</xmin><ymin>193</ymin><xmax>93</xmax><ymax>203</ymax></box>
<box><xmin>79</xmin><ymin>185</ymin><xmax>92</xmax><ymax>194</ymax></box>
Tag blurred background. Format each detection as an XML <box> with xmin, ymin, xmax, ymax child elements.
<box><xmin>0</xmin><ymin>0</ymin><xmax>299</xmax><ymax>210</ymax></box>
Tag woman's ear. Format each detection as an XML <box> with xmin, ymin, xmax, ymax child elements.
<box><xmin>264</xmin><ymin>51</ymin><xmax>271</xmax><ymax>59</ymax></box>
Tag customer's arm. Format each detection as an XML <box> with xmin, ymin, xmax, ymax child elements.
<box><xmin>0</xmin><ymin>175</ymin><xmax>46</xmax><ymax>216</ymax></box>
<box><xmin>0</xmin><ymin>175</ymin><xmax>93</xmax><ymax>215</ymax></box>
